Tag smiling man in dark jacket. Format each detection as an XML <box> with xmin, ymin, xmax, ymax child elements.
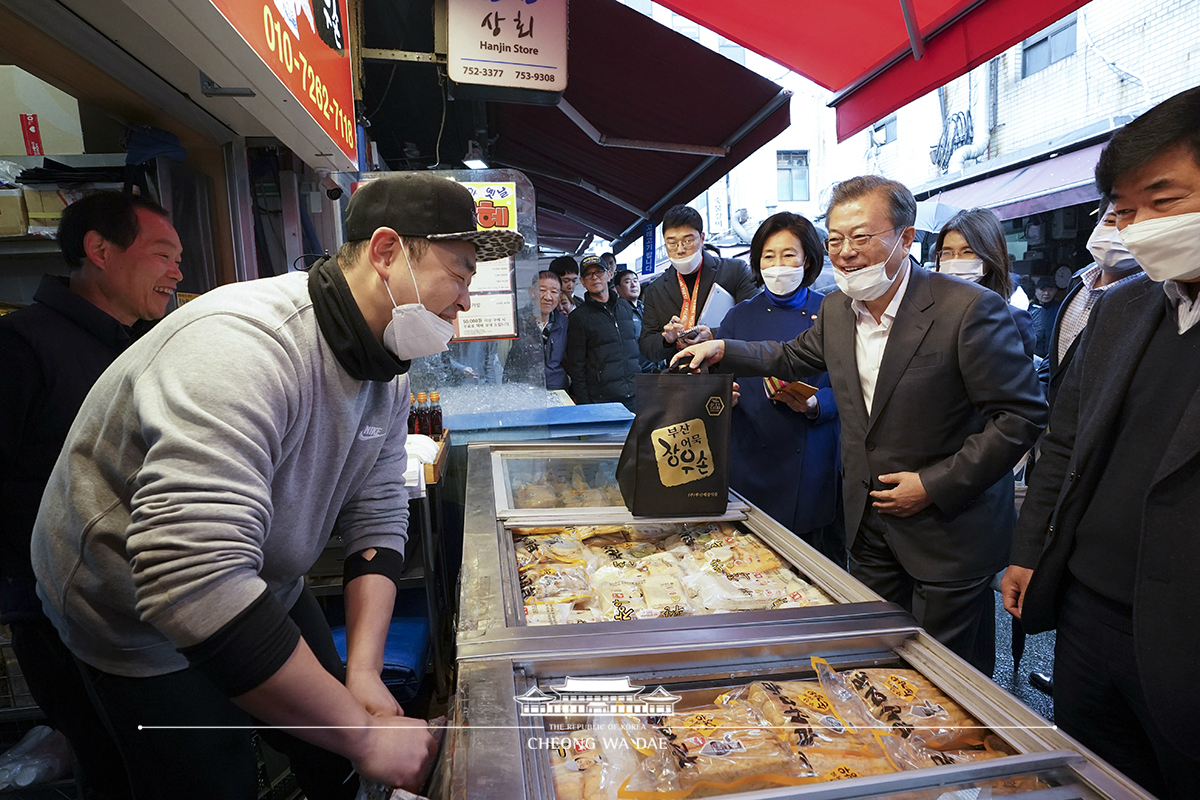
<box><xmin>566</xmin><ymin>255</ymin><xmax>640</xmax><ymax>411</ymax></box>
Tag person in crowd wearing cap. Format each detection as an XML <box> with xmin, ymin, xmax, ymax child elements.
<box><xmin>549</xmin><ymin>255</ymin><xmax>583</xmax><ymax>309</ymax></box>
<box><xmin>719</xmin><ymin>212</ymin><xmax>844</xmax><ymax>564</ymax></box>
<box><xmin>640</xmin><ymin>205</ymin><xmax>757</xmax><ymax>362</ymax></box>
<box><xmin>1029</xmin><ymin>276</ymin><xmax>1065</xmax><ymax>359</ymax></box>
<box><xmin>933</xmin><ymin>208</ymin><xmax>1036</xmax><ymax>358</ymax></box>
<box><xmin>504</xmin><ymin>270</ymin><xmax>569</xmax><ymax>390</ymax></box>
<box><xmin>565</xmin><ymin>255</ymin><xmax>640</xmax><ymax>412</ymax></box>
<box><xmin>1002</xmin><ymin>85</ymin><xmax>1200</xmax><ymax>800</ymax></box>
<box><xmin>674</xmin><ymin>176</ymin><xmax>1045</xmax><ymax>675</ymax></box>
<box><xmin>29</xmin><ymin>172</ymin><xmax>523</xmax><ymax>798</ymax></box>
<box><xmin>0</xmin><ymin>192</ymin><xmax>183</xmax><ymax>800</ymax></box>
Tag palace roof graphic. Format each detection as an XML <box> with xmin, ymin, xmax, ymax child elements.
<box><xmin>514</xmin><ymin>677</ymin><xmax>682</xmax><ymax>716</ymax></box>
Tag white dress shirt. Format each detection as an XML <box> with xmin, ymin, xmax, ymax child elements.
<box><xmin>1163</xmin><ymin>280</ymin><xmax>1200</xmax><ymax>334</ymax></box>
<box><xmin>850</xmin><ymin>261</ymin><xmax>913</xmax><ymax>416</ymax></box>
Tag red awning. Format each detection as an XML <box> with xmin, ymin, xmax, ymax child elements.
<box><xmin>924</xmin><ymin>142</ymin><xmax>1104</xmax><ymax>220</ymax></box>
<box><xmin>491</xmin><ymin>0</ymin><xmax>790</xmax><ymax>252</ymax></box>
<box><xmin>662</xmin><ymin>0</ymin><xmax>1090</xmax><ymax>141</ymax></box>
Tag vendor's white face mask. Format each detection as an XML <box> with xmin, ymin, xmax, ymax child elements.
<box><xmin>1086</xmin><ymin>224</ymin><xmax>1139</xmax><ymax>273</ymax></box>
<box><xmin>1118</xmin><ymin>212</ymin><xmax>1200</xmax><ymax>282</ymax></box>
<box><xmin>939</xmin><ymin>258</ymin><xmax>986</xmax><ymax>282</ymax></box>
<box><xmin>382</xmin><ymin>243</ymin><xmax>457</xmax><ymax>360</ymax></box>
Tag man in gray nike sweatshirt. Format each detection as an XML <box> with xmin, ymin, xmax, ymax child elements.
<box><xmin>30</xmin><ymin>173</ymin><xmax>523</xmax><ymax>798</ymax></box>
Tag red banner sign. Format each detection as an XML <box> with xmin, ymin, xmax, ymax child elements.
<box><xmin>208</xmin><ymin>0</ymin><xmax>357</xmax><ymax>164</ymax></box>
<box><xmin>20</xmin><ymin>114</ymin><xmax>43</xmax><ymax>156</ymax></box>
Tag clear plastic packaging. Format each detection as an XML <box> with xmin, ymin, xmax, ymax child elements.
<box><xmin>0</xmin><ymin>725</ymin><xmax>72</xmax><ymax>790</ymax></box>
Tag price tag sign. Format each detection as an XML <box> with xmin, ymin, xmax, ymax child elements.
<box><xmin>455</xmin><ymin>181</ymin><xmax>519</xmax><ymax>339</ymax></box>
<box><xmin>448</xmin><ymin>0</ymin><xmax>568</xmax><ymax>93</ymax></box>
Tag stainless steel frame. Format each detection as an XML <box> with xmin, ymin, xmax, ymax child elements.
<box><xmin>460</xmin><ymin>442</ymin><xmax>904</xmax><ymax>647</ymax></box>
<box><xmin>447</xmin><ymin>440</ymin><xmax>1155</xmax><ymax>800</ymax></box>
<box><xmin>444</xmin><ymin>628</ymin><xmax>1155</xmax><ymax>800</ymax></box>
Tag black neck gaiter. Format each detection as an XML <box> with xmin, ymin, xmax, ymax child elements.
<box><xmin>308</xmin><ymin>256</ymin><xmax>410</xmax><ymax>382</ymax></box>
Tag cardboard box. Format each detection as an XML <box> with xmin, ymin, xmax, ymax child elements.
<box><xmin>0</xmin><ymin>66</ymin><xmax>84</xmax><ymax>157</ymax></box>
<box><xmin>0</xmin><ymin>189</ymin><xmax>27</xmax><ymax>236</ymax></box>
<box><xmin>23</xmin><ymin>188</ymin><xmax>67</xmax><ymax>237</ymax></box>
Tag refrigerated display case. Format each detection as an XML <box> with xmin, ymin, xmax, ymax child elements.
<box><xmin>441</xmin><ymin>624</ymin><xmax>1154</xmax><ymax>799</ymax></box>
<box><xmin>458</xmin><ymin>442</ymin><xmax>905</xmax><ymax>653</ymax></box>
<box><xmin>443</xmin><ymin>440</ymin><xmax>1152</xmax><ymax>800</ymax></box>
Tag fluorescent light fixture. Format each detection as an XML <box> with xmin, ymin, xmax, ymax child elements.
<box><xmin>463</xmin><ymin>140</ymin><xmax>489</xmax><ymax>170</ymax></box>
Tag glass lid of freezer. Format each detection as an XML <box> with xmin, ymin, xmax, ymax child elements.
<box><xmin>490</xmin><ymin>444</ymin><xmax>748</xmax><ymax>521</ymax></box>
<box><xmin>450</xmin><ymin>636</ymin><xmax>1150</xmax><ymax>800</ymax></box>
<box><xmin>510</xmin><ymin>520</ymin><xmax>838</xmax><ymax>627</ymax></box>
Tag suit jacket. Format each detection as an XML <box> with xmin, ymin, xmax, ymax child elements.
<box><xmin>639</xmin><ymin>252</ymin><xmax>758</xmax><ymax>362</ymax></box>
<box><xmin>1045</xmin><ymin>270</ymin><xmax>1149</xmax><ymax>408</ymax></box>
<box><xmin>1012</xmin><ymin>278</ymin><xmax>1199</xmax><ymax>743</ymax></box>
<box><xmin>721</xmin><ymin>264</ymin><xmax>1046</xmax><ymax>582</ymax></box>
<box><xmin>721</xmin><ymin>288</ymin><xmax>840</xmax><ymax>536</ymax></box>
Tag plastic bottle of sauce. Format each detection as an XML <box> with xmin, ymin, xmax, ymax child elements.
<box><xmin>415</xmin><ymin>392</ymin><xmax>431</xmax><ymax>435</ymax></box>
<box><xmin>429</xmin><ymin>391</ymin><xmax>443</xmax><ymax>438</ymax></box>
<box><xmin>408</xmin><ymin>392</ymin><xmax>417</xmax><ymax>434</ymax></box>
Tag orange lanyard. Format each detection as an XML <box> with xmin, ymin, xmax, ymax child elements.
<box><xmin>676</xmin><ymin>263</ymin><xmax>702</xmax><ymax>329</ymax></box>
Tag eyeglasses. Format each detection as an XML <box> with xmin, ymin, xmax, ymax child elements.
<box><xmin>825</xmin><ymin>227</ymin><xmax>900</xmax><ymax>254</ymax></box>
<box><xmin>664</xmin><ymin>235</ymin><xmax>699</xmax><ymax>252</ymax></box>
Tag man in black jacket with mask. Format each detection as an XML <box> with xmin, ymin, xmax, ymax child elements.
<box><xmin>566</xmin><ymin>255</ymin><xmax>640</xmax><ymax>412</ymax></box>
<box><xmin>640</xmin><ymin>205</ymin><xmax>757</xmax><ymax>362</ymax></box>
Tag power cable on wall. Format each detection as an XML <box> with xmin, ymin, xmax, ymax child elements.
<box><xmin>431</xmin><ymin>67</ymin><xmax>448</xmax><ymax>169</ymax></box>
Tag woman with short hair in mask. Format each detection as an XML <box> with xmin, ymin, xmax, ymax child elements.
<box><xmin>934</xmin><ymin>208</ymin><xmax>1036</xmax><ymax>358</ymax></box>
<box><xmin>719</xmin><ymin>212</ymin><xmax>844</xmax><ymax>564</ymax></box>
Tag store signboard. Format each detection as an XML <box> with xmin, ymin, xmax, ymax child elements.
<box><xmin>641</xmin><ymin>220</ymin><xmax>656</xmax><ymax>275</ymax></box>
<box><xmin>454</xmin><ymin>181</ymin><xmax>519</xmax><ymax>341</ymax></box>
<box><xmin>206</xmin><ymin>0</ymin><xmax>357</xmax><ymax>165</ymax></box>
<box><xmin>447</xmin><ymin>0</ymin><xmax>568</xmax><ymax>93</ymax></box>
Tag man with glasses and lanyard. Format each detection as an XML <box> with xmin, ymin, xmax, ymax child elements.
<box><xmin>674</xmin><ymin>176</ymin><xmax>1045</xmax><ymax>675</ymax></box>
<box><xmin>639</xmin><ymin>205</ymin><xmax>757</xmax><ymax>364</ymax></box>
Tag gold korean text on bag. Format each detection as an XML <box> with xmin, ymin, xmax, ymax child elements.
<box><xmin>652</xmin><ymin>418</ymin><xmax>714</xmax><ymax>488</ymax></box>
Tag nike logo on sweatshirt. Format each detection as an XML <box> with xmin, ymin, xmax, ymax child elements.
<box><xmin>358</xmin><ymin>425</ymin><xmax>386</xmax><ymax>440</ymax></box>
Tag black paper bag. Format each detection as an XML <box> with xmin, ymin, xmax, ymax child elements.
<box><xmin>617</xmin><ymin>372</ymin><xmax>733</xmax><ymax>517</ymax></box>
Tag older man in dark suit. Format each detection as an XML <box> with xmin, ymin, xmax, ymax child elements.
<box><xmin>676</xmin><ymin>176</ymin><xmax>1046</xmax><ymax>674</ymax></box>
<box><xmin>1002</xmin><ymin>86</ymin><xmax>1200</xmax><ymax>800</ymax></box>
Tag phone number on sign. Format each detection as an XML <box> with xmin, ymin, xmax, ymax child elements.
<box><xmin>515</xmin><ymin>71</ymin><xmax>555</xmax><ymax>83</ymax></box>
<box><xmin>464</xmin><ymin>67</ymin><xmax>504</xmax><ymax>78</ymax></box>
<box><xmin>261</xmin><ymin>4</ymin><xmax>355</xmax><ymax>150</ymax></box>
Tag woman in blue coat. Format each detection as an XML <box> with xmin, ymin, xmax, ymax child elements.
<box><xmin>721</xmin><ymin>212</ymin><xmax>843</xmax><ymax>564</ymax></box>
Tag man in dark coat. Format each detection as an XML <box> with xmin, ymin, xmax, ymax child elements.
<box><xmin>1002</xmin><ymin>85</ymin><xmax>1200</xmax><ymax>800</ymax></box>
<box><xmin>0</xmin><ymin>191</ymin><xmax>184</xmax><ymax>799</ymax></box>
<box><xmin>640</xmin><ymin>205</ymin><xmax>757</xmax><ymax>363</ymax></box>
<box><xmin>675</xmin><ymin>176</ymin><xmax>1046</xmax><ymax>675</ymax></box>
<box><xmin>565</xmin><ymin>255</ymin><xmax>640</xmax><ymax>411</ymax></box>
